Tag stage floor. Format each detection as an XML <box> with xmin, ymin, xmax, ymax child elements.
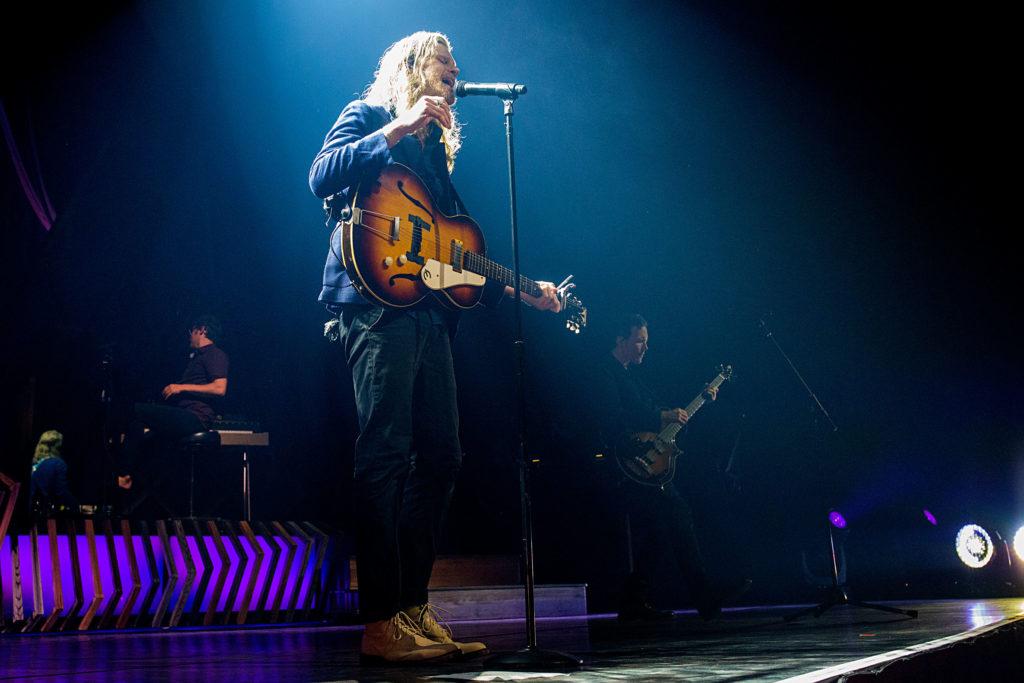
<box><xmin>1</xmin><ymin>598</ymin><xmax>1022</xmax><ymax>682</ymax></box>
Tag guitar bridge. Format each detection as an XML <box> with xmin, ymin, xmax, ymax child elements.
<box><xmin>349</xmin><ymin>207</ymin><xmax>401</xmax><ymax>241</ymax></box>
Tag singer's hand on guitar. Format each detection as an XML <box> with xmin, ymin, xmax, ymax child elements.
<box><xmin>661</xmin><ymin>408</ymin><xmax>689</xmax><ymax>427</ymax></box>
<box><xmin>704</xmin><ymin>385</ymin><xmax>718</xmax><ymax>401</ymax></box>
<box><xmin>383</xmin><ymin>96</ymin><xmax>452</xmax><ymax>146</ymax></box>
<box><xmin>510</xmin><ymin>281</ymin><xmax>563</xmax><ymax>313</ymax></box>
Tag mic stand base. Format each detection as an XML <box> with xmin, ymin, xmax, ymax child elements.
<box><xmin>786</xmin><ymin>522</ymin><xmax>918</xmax><ymax>622</ymax></box>
<box><xmin>783</xmin><ymin>585</ymin><xmax>918</xmax><ymax>622</ymax></box>
<box><xmin>486</xmin><ymin>646</ymin><xmax>584</xmax><ymax>669</ymax></box>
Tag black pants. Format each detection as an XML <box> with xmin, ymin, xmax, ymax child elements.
<box><xmin>119</xmin><ymin>403</ymin><xmax>206</xmax><ymax>475</ymax></box>
<box><xmin>338</xmin><ymin>306</ymin><xmax>462</xmax><ymax>623</ymax></box>
<box><xmin>618</xmin><ymin>478</ymin><xmax>710</xmax><ymax>607</ymax></box>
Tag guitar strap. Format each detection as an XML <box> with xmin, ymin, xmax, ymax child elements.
<box><xmin>436</xmin><ymin>127</ymin><xmax>470</xmax><ymax>217</ymax></box>
<box><xmin>448</xmin><ymin>177</ymin><xmax>469</xmax><ymax>217</ymax></box>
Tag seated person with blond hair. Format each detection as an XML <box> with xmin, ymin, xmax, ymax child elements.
<box><xmin>31</xmin><ymin>429</ymin><xmax>78</xmax><ymax>513</ymax></box>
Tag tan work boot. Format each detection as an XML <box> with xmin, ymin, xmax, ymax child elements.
<box><xmin>360</xmin><ymin>611</ymin><xmax>459</xmax><ymax>663</ymax></box>
<box><xmin>405</xmin><ymin>603</ymin><xmax>489</xmax><ymax>657</ymax></box>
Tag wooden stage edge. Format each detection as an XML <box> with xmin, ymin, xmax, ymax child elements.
<box><xmin>782</xmin><ymin>611</ymin><xmax>1024</xmax><ymax>683</ymax></box>
<box><xmin>1</xmin><ymin>598</ymin><xmax>1022</xmax><ymax>681</ymax></box>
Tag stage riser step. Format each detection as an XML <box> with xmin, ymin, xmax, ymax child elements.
<box><xmin>349</xmin><ymin>555</ymin><xmax>520</xmax><ymax>590</ymax></box>
<box><xmin>429</xmin><ymin>584</ymin><xmax>588</xmax><ymax>620</ymax></box>
<box><xmin>333</xmin><ymin>584</ymin><xmax>588</xmax><ymax>621</ymax></box>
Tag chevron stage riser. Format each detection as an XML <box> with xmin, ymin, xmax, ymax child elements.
<box><xmin>0</xmin><ymin>519</ymin><xmax>330</xmax><ymax>632</ymax></box>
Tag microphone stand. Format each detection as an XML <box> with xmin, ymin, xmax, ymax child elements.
<box><xmin>99</xmin><ymin>348</ymin><xmax>116</xmax><ymax>512</ymax></box>
<box><xmin>484</xmin><ymin>94</ymin><xmax>581</xmax><ymax>668</ymax></box>
<box><xmin>759</xmin><ymin>318</ymin><xmax>916</xmax><ymax>622</ymax></box>
<box><xmin>759</xmin><ymin>318</ymin><xmax>837</xmax><ymax>432</ymax></box>
<box><xmin>784</xmin><ymin>513</ymin><xmax>918</xmax><ymax>622</ymax></box>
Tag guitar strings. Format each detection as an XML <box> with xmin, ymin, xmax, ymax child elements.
<box><xmin>346</xmin><ymin>217</ymin><xmax>543</xmax><ymax>288</ymax></box>
<box><xmin>339</xmin><ymin>218</ymin><xmax>583</xmax><ymax>313</ymax></box>
<box><xmin>356</xmin><ymin>208</ymin><xmax>502</xmax><ymax>262</ymax></box>
<box><xmin>356</xmin><ymin>213</ymin><xmax>471</xmax><ymax>252</ymax></box>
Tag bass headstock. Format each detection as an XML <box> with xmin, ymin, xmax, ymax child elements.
<box><xmin>717</xmin><ymin>364</ymin><xmax>733</xmax><ymax>381</ymax></box>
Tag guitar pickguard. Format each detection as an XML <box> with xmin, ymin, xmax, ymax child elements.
<box><xmin>420</xmin><ymin>259</ymin><xmax>486</xmax><ymax>291</ymax></box>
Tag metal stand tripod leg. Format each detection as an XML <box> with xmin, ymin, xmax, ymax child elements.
<box><xmin>785</xmin><ymin>523</ymin><xmax>918</xmax><ymax>622</ymax></box>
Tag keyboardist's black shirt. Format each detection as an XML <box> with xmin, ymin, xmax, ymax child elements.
<box><xmin>175</xmin><ymin>344</ymin><xmax>229</xmax><ymax>425</ymax></box>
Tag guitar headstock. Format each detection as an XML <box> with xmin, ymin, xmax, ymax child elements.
<box><xmin>563</xmin><ymin>292</ymin><xmax>587</xmax><ymax>334</ymax></box>
<box><xmin>717</xmin><ymin>364</ymin><xmax>733</xmax><ymax>381</ymax></box>
<box><xmin>554</xmin><ymin>279</ymin><xmax>587</xmax><ymax>334</ymax></box>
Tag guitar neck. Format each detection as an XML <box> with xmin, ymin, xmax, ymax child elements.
<box><xmin>463</xmin><ymin>252</ymin><xmax>542</xmax><ymax>298</ymax></box>
<box><xmin>660</xmin><ymin>372</ymin><xmax>729</xmax><ymax>441</ymax></box>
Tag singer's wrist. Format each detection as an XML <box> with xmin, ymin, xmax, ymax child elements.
<box><xmin>381</xmin><ymin>121</ymin><xmax>409</xmax><ymax>148</ymax></box>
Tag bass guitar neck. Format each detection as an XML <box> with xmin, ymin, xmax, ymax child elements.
<box><xmin>616</xmin><ymin>365</ymin><xmax>733</xmax><ymax>487</ymax></box>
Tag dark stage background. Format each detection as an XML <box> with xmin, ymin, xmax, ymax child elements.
<box><xmin>2</xmin><ymin>2</ymin><xmax>1020</xmax><ymax>608</ymax></box>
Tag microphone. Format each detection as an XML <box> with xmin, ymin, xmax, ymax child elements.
<box><xmin>454</xmin><ymin>81</ymin><xmax>527</xmax><ymax>98</ymax></box>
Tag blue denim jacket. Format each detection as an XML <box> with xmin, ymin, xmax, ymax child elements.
<box><xmin>309</xmin><ymin>100</ymin><xmax>503</xmax><ymax>309</ymax></box>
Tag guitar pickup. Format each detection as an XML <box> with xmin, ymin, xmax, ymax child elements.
<box><xmin>450</xmin><ymin>239</ymin><xmax>464</xmax><ymax>273</ymax></box>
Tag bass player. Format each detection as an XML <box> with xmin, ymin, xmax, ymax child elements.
<box><xmin>594</xmin><ymin>313</ymin><xmax>749</xmax><ymax>621</ymax></box>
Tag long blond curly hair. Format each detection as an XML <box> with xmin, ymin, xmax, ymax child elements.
<box><xmin>363</xmin><ymin>31</ymin><xmax>462</xmax><ymax>172</ymax></box>
<box><xmin>33</xmin><ymin>430</ymin><xmax>63</xmax><ymax>464</ymax></box>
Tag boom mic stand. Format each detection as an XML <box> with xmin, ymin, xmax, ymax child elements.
<box><xmin>759</xmin><ymin>317</ymin><xmax>837</xmax><ymax>433</ymax></box>
<box><xmin>98</xmin><ymin>347</ymin><xmax>117</xmax><ymax>512</ymax></box>
<box><xmin>482</xmin><ymin>91</ymin><xmax>581</xmax><ymax>668</ymax></box>
<box><xmin>759</xmin><ymin>318</ymin><xmax>916</xmax><ymax>622</ymax></box>
<box><xmin>784</xmin><ymin>512</ymin><xmax>918</xmax><ymax>622</ymax></box>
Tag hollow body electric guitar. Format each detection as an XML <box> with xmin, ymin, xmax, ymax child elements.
<box><xmin>616</xmin><ymin>365</ymin><xmax>733</xmax><ymax>487</ymax></box>
<box><xmin>338</xmin><ymin>164</ymin><xmax>587</xmax><ymax>332</ymax></box>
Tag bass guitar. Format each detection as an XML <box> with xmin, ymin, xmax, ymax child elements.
<box><xmin>616</xmin><ymin>365</ymin><xmax>733</xmax><ymax>487</ymax></box>
<box><xmin>338</xmin><ymin>163</ymin><xmax>587</xmax><ymax>332</ymax></box>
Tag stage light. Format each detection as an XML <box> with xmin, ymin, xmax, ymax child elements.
<box><xmin>1013</xmin><ymin>526</ymin><xmax>1024</xmax><ymax>563</ymax></box>
<box><xmin>828</xmin><ymin>510</ymin><xmax>847</xmax><ymax>529</ymax></box>
<box><xmin>923</xmin><ymin>509</ymin><xmax>937</xmax><ymax>526</ymax></box>
<box><xmin>955</xmin><ymin>524</ymin><xmax>994</xmax><ymax>568</ymax></box>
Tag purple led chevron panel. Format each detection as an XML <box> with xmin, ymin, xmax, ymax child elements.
<box><xmin>0</xmin><ymin>523</ymin><xmax>326</xmax><ymax>627</ymax></box>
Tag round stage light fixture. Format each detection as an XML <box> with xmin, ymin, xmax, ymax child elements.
<box><xmin>828</xmin><ymin>510</ymin><xmax>847</xmax><ymax>529</ymax></box>
<box><xmin>955</xmin><ymin>524</ymin><xmax>994</xmax><ymax>568</ymax></box>
<box><xmin>1013</xmin><ymin>526</ymin><xmax>1024</xmax><ymax>563</ymax></box>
